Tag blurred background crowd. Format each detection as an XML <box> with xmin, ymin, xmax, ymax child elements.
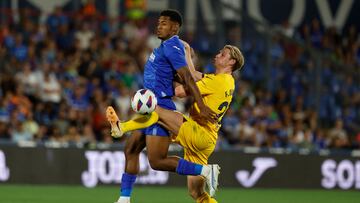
<box><xmin>0</xmin><ymin>0</ymin><xmax>359</xmax><ymax>150</ymax></box>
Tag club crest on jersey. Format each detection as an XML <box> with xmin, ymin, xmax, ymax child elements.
<box><xmin>149</xmin><ymin>52</ymin><xmax>155</xmax><ymax>62</ymax></box>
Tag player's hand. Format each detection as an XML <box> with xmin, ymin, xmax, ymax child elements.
<box><xmin>197</xmin><ymin>104</ymin><xmax>217</xmax><ymax>124</ymax></box>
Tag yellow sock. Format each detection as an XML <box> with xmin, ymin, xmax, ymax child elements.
<box><xmin>196</xmin><ymin>192</ymin><xmax>217</xmax><ymax>203</ymax></box>
<box><xmin>119</xmin><ymin>112</ymin><xmax>159</xmax><ymax>133</ymax></box>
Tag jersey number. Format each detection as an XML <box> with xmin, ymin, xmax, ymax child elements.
<box><xmin>217</xmin><ymin>101</ymin><xmax>229</xmax><ymax>122</ymax></box>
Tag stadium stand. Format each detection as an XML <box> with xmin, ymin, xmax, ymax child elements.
<box><xmin>0</xmin><ymin>1</ymin><xmax>359</xmax><ymax>152</ymax></box>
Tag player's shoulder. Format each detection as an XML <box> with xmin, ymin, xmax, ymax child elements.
<box><xmin>163</xmin><ymin>35</ymin><xmax>183</xmax><ymax>48</ymax></box>
<box><xmin>212</xmin><ymin>74</ymin><xmax>235</xmax><ymax>88</ymax></box>
<box><xmin>199</xmin><ymin>74</ymin><xmax>216</xmax><ymax>86</ymax></box>
<box><xmin>216</xmin><ymin>73</ymin><xmax>234</xmax><ymax>81</ymax></box>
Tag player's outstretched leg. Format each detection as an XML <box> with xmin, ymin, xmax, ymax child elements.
<box><xmin>106</xmin><ymin>106</ymin><xmax>159</xmax><ymax>138</ymax></box>
<box><xmin>202</xmin><ymin>164</ymin><xmax>220</xmax><ymax>197</ymax></box>
<box><xmin>106</xmin><ymin>106</ymin><xmax>123</xmax><ymax>138</ymax></box>
<box><xmin>176</xmin><ymin>159</ymin><xmax>220</xmax><ymax>197</ymax></box>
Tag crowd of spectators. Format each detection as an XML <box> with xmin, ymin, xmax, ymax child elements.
<box><xmin>219</xmin><ymin>18</ymin><xmax>360</xmax><ymax>150</ymax></box>
<box><xmin>0</xmin><ymin>4</ymin><xmax>359</xmax><ymax>150</ymax></box>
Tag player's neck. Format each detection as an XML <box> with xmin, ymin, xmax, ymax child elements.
<box><xmin>162</xmin><ymin>35</ymin><xmax>177</xmax><ymax>42</ymax></box>
<box><xmin>215</xmin><ymin>67</ymin><xmax>232</xmax><ymax>75</ymax></box>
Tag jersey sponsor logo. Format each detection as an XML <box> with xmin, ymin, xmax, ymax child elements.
<box><xmin>225</xmin><ymin>89</ymin><xmax>233</xmax><ymax>97</ymax></box>
<box><xmin>322</xmin><ymin>159</ymin><xmax>360</xmax><ymax>189</ymax></box>
<box><xmin>149</xmin><ymin>52</ymin><xmax>156</xmax><ymax>62</ymax></box>
<box><xmin>236</xmin><ymin>157</ymin><xmax>277</xmax><ymax>187</ymax></box>
<box><xmin>82</xmin><ymin>151</ymin><xmax>169</xmax><ymax>187</ymax></box>
<box><xmin>0</xmin><ymin>150</ymin><xmax>10</xmax><ymax>182</ymax></box>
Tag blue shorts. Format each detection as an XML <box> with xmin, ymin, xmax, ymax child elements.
<box><xmin>141</xmin><ymin>97</ymin><xmax>176</xmax><ymax>137</ymax></box>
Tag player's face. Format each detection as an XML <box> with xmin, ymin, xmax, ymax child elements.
<box><xmin>157</xmin><ymin>16</ymin><xmax>177</xmax><ymax>40</ymax></box>
<box><xmin>214</xmin><ymin>48</ymin><xmax>233</xmax><ymax>69</ymax></box>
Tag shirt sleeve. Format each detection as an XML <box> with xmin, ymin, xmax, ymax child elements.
<box><xmin>163</xmin><ymin>39</ymin><xmax>188</xmax><ymax>70</ymax></box>
<box><xmin>196</xmin><ymin>74</ymin><xmax>216</xmax><ymax>95</ymax></box>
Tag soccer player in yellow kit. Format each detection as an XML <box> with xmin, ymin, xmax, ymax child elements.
<box><xmin>107</xmin><ymin>44</ymin><xmax>244</xmax><ymax>202</ymax></box>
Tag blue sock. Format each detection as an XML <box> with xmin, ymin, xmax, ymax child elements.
<box><xmin>120</xmin><ymin>173</ymin><xmax>137</xmax><ymax>197</ymax></box>
<box><xmin>176</xmin><ymin>158</ymin><xmax>203</xmax><ymax>175</ymax></box>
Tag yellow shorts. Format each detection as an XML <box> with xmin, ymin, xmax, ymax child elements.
<box><xmin>174</xmin><ymin>115</ymin><xmax>216</xmax><ymax>165</ymax></box>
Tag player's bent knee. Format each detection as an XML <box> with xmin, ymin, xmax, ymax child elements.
<box><xmin>188</xmin><ymin>190</ymin><xmax>202</xmax><ymax>200</ymax></box>
<box><xmin>124</xmin><ymin>145</ymin><xmax>143</xmax><ymax>162</ymax></box>
<box><xmin>148</xmin><ymin>157</ymin><xmax>175</xmax><ymax>171</ymax></box>
<box><xmin>124</xmin><ymin>145</ymin><xmax>137</xmax><ymax>156</ymax></box>
<box><xmin>148</xmin><ymin>159</ymin><xmax>163</xmax><ymax>170</ymax></box>
<box><xmin>124</xmin><ymin>139</ymin><xmax>144</xmax><ymax>157</ymax></box>
<box><xmin>148</xmin><ymin>156</ymin><xmax>159</xmax><ymax>168</ymax></box>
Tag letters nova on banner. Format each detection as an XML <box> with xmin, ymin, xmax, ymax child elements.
<box><xmin>82</xmin><ymin>151</ymin><xmax>169</xmax><ymax>187</ymax></box>
<box><xmin>0</xmin><ymin>150</ymin><xmax>10</xmax><ymax>182</ymax></box>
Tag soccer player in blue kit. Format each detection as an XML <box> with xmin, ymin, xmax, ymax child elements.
<box><xmin>107</xmin><ymin>10</ymin><xmax>219</xmax><ymax>203</ymax></box>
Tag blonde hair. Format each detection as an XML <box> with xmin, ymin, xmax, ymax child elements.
<box><xmin>224</xmin><ymin>45</ymin><xmax>245</xmax><ymax>72</ymax></box>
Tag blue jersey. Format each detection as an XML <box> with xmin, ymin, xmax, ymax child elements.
<box><xmin>142</xmin><ymin>35</ymin><xmax>187</xmax><ymax>137</ymax></box>
<box><xmin>143</xmin><ymin>35</ymin><xmax>187</xmax><ymax>99</ymax></box>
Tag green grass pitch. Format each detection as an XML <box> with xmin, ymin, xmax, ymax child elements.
<box><xmin>0</xmin><ymin>184</ymin><xmax>359</xmax><ymax>203</ymax></box>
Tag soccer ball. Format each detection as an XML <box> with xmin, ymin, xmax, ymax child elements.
<box><xmin>131</xmin><ymin>89</ymin><xmax>157</xmax><ymax>114</ymax></box>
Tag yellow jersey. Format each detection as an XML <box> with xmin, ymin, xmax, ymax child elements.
<box><xmin>189</xmin><ymin>73</ymin><xmax>235</xmax><ymax>140</ymax></box>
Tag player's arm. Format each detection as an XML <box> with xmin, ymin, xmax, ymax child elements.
<box><xmin>174</xmin><ymin>73</ymin><xmax>213</xmax><ymax>98</ymax></box>
<box><xmin>174</xmin><ymin>82</ymin><xmax>187</xmax><ymax>98</ymax></box>
<box><xmin>176</xmin><ymin>67</ymin><xmax>216</xmax><ymax>122</ymax></box>
<box><xmin>173</xmin><ymin>40</ymin><xmax>201</xmax><ymax>98</ymax></box>
<box><xmin>165</xmin><ymin>40</ymin><xmax>216</xmax><ymax>122</ymax></box>
<box><xmin>173</xmin><ymin>72</ymin><xmax>187</xmax><ymax>98</ymax></box>
<box><xmin>181</xmin><ymin>40</ymin><xmax>203</xmax><ymax>81</ymax></box>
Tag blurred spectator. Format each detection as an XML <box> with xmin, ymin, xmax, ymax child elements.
<box><xmin>289</xmin><ymin>121</ymin><xmax>305</xmax><ymax>150</ymax></box>
<box><xmin>56</xmin><ymin>23</ymin><xmax>74</xmax><ymax>51</ymax></box>
<box><xmin>328</xmin><ymin>119</ymin><xmax>349</xmax><ymax>148</ymax></box>
<box><xmin>10</xmin><ymin>121</ymin><xmax>33</xmax><ymax>143</ymax></box>
<box><xmin>115</xmin><ymin>86</ymin><xmax>132</xmax><ymax>120</ymax></box>
<box><xmin>10</xmin><ymin>85</ymin><xmax>32</xmax><ymax>119</ymax></box>
<box><xmin>66</xmin><ymin>83</ymin><xmax>90</xmax><ymax>111</ymax></box>
<box><xmin>0</xmin><ymin>96</ymin><xmax>10</xmax><ymax>123</ymax></box>
<box><xmin>22</xmin><ymin>112</ymin><xmax>39</xmax><ymax>138</ymax></box>
<box><xmin>82</xmin><ymin>123</ymin><xmax>97</xmax><ymax>147</ymax></box>
<box><xmin>34</xmin><ymin>125</ymin><xmax>48</xmax><ymax>142</ymax></box>
<box><xmin>280</xmin><ymin>20</ymin><xmax>295</xmax><ymax>38</ymax></box>
<box><xmin>11</xmin><ymin>34</ymin><xmax>28</xmax><ymax>62</ymax></box>
<box><xmin>46</xmin><ymin>6</ymin><xmax>68</xmax><ymax>33</ymax></box>
<box><xmin>221</xmin><ymin>108</ymin><xmax>240</xmax><ymax>144</ymax></box>
<box><xmin>0</xmin><ymin>121</ymin><xmax>10</xmax><ymax>140</ymax></box>
<box><xmin>48</xmin><ymin>126</ymin><xmax>66</xmax><ymax>144</ymax></box>
<box><xmin>310</xmin><ymin>18</ymin><xmax>323</xmax><ymax>48</ymax></box>
<box><xmin>37</xmin><ymin>63</ymin><xmax>61</xmax><ymax>104</ymax></box>
<box><xmin>300</xmin><ymin>128</ymin><xmax>314</xmax><ymax>150</ymax></box>
<box><xmin>82</xmin><ymin>0</ymin><xmax>97</xmax><ymax>19</ymax></box>
<box><xmin>64</xmin><ymin>125</ymin><xmax>82</xmax><ymax>144</ymax></box>
<box><xmin>53</xmin><ymin>106</ymin><xmax>70</xmax><ymax>136</ymax></box>
<box><xmin>355</xmin><ymin>133</ymin><xmax>360</xmax><ymax>149</ymax></box>
<box><xmin>15</xmin><ymin>62</ymin><xmax>38</xmax><ymax>97</ymax></box>
<box><xmin>75</xmin><ymin>23</ymin><xmax>94</xmax><ymax>50</ymax></box>
<box><xmin>313</xmin><ymin>129</ymin><xmax>327</xmax><ymax>150</ymax></box>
